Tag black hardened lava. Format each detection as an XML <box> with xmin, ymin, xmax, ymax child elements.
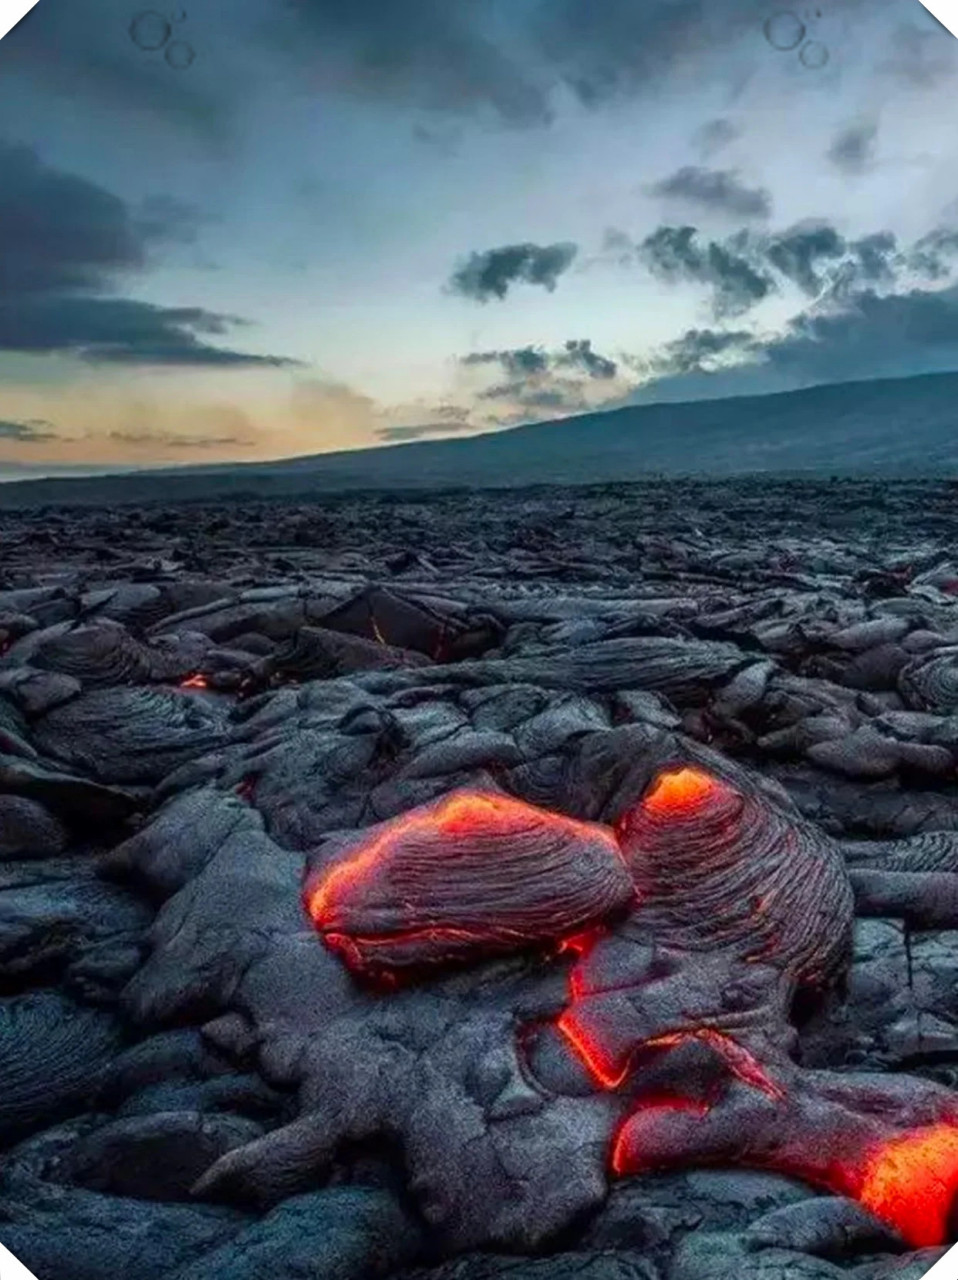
<box><xmin>4</xmin><ymin>478</ymin><xmax>958</xmax><ymax>1280</ymax></box>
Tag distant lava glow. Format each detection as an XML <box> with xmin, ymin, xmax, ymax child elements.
<box><xmin>179</xmin><ymin>673</ymin><xmax>208</xmax><ymax>689</ymax></box>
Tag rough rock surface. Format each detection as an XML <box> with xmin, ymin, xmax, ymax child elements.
<box><xmin>4</xmin><ymin>478</ymin><xmax>958</xmax><ymax>1277</ymax></box>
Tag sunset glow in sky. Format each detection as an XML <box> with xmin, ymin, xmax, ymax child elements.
<box><xmin>1</xmin><ymin>0</ymin><xmax>957</xmax><ymax>477</ymax></box>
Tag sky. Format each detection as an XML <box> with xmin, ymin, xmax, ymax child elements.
<box><xmin>1</xmin><ymin>0</ymin><xmax>957</xmax><ymax>477</ymax></box>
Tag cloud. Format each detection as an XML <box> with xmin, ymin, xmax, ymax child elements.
<box><xmin>0</xmin><ymin>141</ymin><xmax>296</xmax><ymax>368</ymax></box>
<box><xmin>632</xmin><ymin>278</ymin><xmax>958</xmax><ymax>406</ymax></box>
<box><xmin>762</xmin><ymin>284</ymin><xmax>958</xmax><ymax>384</ymax></box>
<box><xmin>764</xmin><ymin>222</ymin><xmax>848</xmax><ymax>295</ymax></box>
<box><xmin>649</xmin><ymin>327</ymin><xmax>760</xmax><ymax>376</ymax></box>
<box><xmin>459</xmin><ymin>338</ymin><xmax>624</xmax><ymax>422</ymax></box>
<box><xmin>282</xmin><ymin>0</ymin><xmax>551</xmax><ymax>125</ymax></box>
<box><xmin>879</xmin><ymin>18</ymin><xmax>958</xmax><ymax>87</ymax></box>
<box><xmin>637</xmin><ymin>225</ymin><xmax>775</xmax><ymax>317</ymax></box>
<box><xmin>615</xmin><ymin>218</ymin><xmax>945</xmax><ymax>319</ymax></box>
<box><xmin>649</xmin><ymin>166</ymin><xmax>772</xmax><ymax>220</ymax></box>
<box><xmin>106</xmin><ymin>430</ymin><xmax>254</xmax><ymax>449</ymax></box>
<box><xmin>906</xmin><ymin>228</ymin><xmax>958</xmax><ymax>281</ymax></box>
<box><xmin>827</xmin><ymin>120</ymin><xmax>879</xmax><ymax>174</ymax></box>
<box><xmin>555</xmin><ymin>338</ymin><xmax>618</xmax><ymax>378</ymax></box>
<box><xmin>1</xmin><ymin>0</ymin><xmax>238</xmax><ymax>141</ymax></box>
<box><xmin>0</xmin><ymin>297</ymin><xmax>298</xmax><ymax>368</ymax></box>
<box><xmin>620</xmin><ymin>210</ymin><xmax>958</xmax><ymax>403</ymax></box>
<box><xmin>7</xmin><ymin>0</ymin><xmax>951</xmax><ymax>148</ymax></box>
<box><xmin>464</xmin><ymin>340</ymin><xmax>618</xmax><ymax>381</ymax></box>
<box><xmin>693</xmin><ymin>117</ymin><xmax>740</xmax><ymax>158</ymax></box>
<box><xmin>461</xmin><ymin>346</ymin><xmax>551</xmax><ymax>376</ymax></box>
<box><xmin>376</xmin><ymin>420</ymin><xmax>477</xmax><ymax>442</ymax></box>
<box><xmin>0</xmin><ymin>417</ymin><xmax>59</xmax><ymax>442</ymax></box>
<box><xmin>448</xmin><ymin>241</ymin><xmax>578</xmax><ymax>302</ymax></box>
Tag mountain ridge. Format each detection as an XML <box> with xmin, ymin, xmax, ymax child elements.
<box><xmin>1</xmin><ymin>369</ymin><xmax>957</xmax><ymax>508</ymax></box>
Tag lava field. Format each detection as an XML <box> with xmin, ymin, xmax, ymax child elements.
<box><xmin>4</xmin><ymin>476</ymin><xmax>958</xmax><ymax>1280</ymax></box>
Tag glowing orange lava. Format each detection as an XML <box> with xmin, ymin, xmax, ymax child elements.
<box><xmin>639</xmin><ymin>767</ymin><xmax>728</xmax><ymax>819</ymax></box>
<box><xmin>305</xmin><ymin>790</ymin><xmax>621</xmax><ymax>929</ymax></box>
<box><xmin>856</xmin><ymin>1123</ymin><xmax>958</xmax><ymax>1249</ymax></box>
<box><xmin>179</xmin><ymin>673</ymin><xmax>208</xmax><ymax>689</ymax></box>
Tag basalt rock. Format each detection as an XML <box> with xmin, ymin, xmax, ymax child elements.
<box><xmin>31</xmin><ymin>686</ymin><xmax>230</xmax><ymax>785</ymax></box>
<box><xmin>7</xmin><ymin>481</ymin><xmax>958</xmax><ymax>1280</ymax></box>
<box><xmin>0</xmin><ymin>992</ymin><xmax>124</xmax><ymax>1144</ymax></box>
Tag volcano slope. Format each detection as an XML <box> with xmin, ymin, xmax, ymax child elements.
<box><xmin>5</xmin><ymin>477</ymin><xmax>958</xmax><ymax>1280</ymax></box>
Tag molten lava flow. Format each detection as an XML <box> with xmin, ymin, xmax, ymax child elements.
<box><xmin>179</xmin><ymin>673</ymin><xmax>208</xmax><ymax>689</ymax></box>
<box><xmin>638</xmin><ymin>766</ymin><xmax>729</xmax><ymax>820</ymax></box>
<box><xmin>307</xmin><ymin>792</ymin><xmax>545</xmax><ymax>924</ymax></box>
<box><xmin>855</xmin><ymin>1124</ymin><xmax>958</xmax><ymax>1249</ymax></box>
<box><xmin>304</xmin><ymin>790</ymin><xmax>629</xmax><ymax>978</ymax></box>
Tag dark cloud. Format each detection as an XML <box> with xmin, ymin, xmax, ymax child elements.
<box><xmin>0</xmin><ymin>417</ymin><xmax>59</xmax><ymax>442</ymax></box>
<box><xmin>461</xmin><ymin>346</ymin><xmax>551</xmax><ymax>376</ymax></box>
<box><xmin>283</xmin><ymin>0</ymin><xmax>551</xmax><ymax>125</ymax></box>
<box><xmin>107</xmin><ymin>430</ymin><xmax>254</xmax><ymax>448</ymax></box>
<box><xmin>633</xmin><ymin>280</ymin><xmax>958</xmax><ymax>406</ymax></box>
<box><xmin>531</xmin><ymin>0</ymin><xmax>764</xmax><ymax>111</ymax></box>
<box><xmin>4</xmin><ymin>0</ymin><xmax>944</xmax><ymax>144</ymax></box>
<box><xmin>283</xmin><ymin>0</ymin><xmax>760</xmax><ymax>125</ymax></box>
<box><xmin>906</xmin><ymin>228</ymin><xmax>958</xmax><ymax>281</ymax></box>
<box><xmin>880</xmin><ymin>18</ymin><xmax>958</xmax><ymax>87</ymax></box>
<box><xmin>282</xmin><ymin>0</ymin><xmax>950</xmax><ymax>125</ymax></box>
<box><xmin>649</xmin><ymin>166</ymin><xmax>771</xmax><ymax>220</ymax></box>
<box><xmin>0</xmin><ymin>141</ymin><xmax>296</xmax><ymax>368</ymax></box>
<box><xmin>693</xmin><ymin>117</ymin><xmax>740</xmax><ymax>158</ymax></box>
<box><xmin>764</xmin><ymin>285</ymin><xmax>958</xmax><ymax>384</ymax></box>
<box><xmin>827</xmin><ymin>120</ymin><xmax>878</xmax><ymax>174</ymax></box>
<box><xmin>618</xmin><ymin>219</ymin><xmax>942</xmax><ymax>318</ymax></box>
<box><xmin>480</xmin><ymin>380</ymin><xmax>589</xmax><ymax>413</ymax></box>
<box><xmin>2</xmin><ymin>0</ymin><xmax>235</xmax><ymax>141</ymax></box>
<box><xmin>460</xmin><ymin>338</ymin><xmax>619</xmax><ymax>420</ymax></box>
<box><xmin>638</xmin><ymin>225</ymin><xmax>775</xmax><ymax>317</ymax></box>
<box><xmin>623</xmin><ymin>214</ymin><xmax>958</xmax><ymax>403</ymax></box>
<box><xmin>651</xmin><ymin>327</ymin><xmax>759</xmax><ymax>376</ymax></box>
<box><xmin>764</xmin><ymin>222</ymin><xmax>847</xmax><ymax>295</ymax></box>
<box><xmin>448</xmin><ymin>242</ymin><xmax>578</xmax><ymax>302</ymax></box>
<box><xmin>463</xmin><ymin>340</ymin><xmax>618</xmax><ymax>381</ymax></box>
<box><xmin>556</xmin><ymin>338</ymin><xmax>618</xmax><ymax>378</ymax></box>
